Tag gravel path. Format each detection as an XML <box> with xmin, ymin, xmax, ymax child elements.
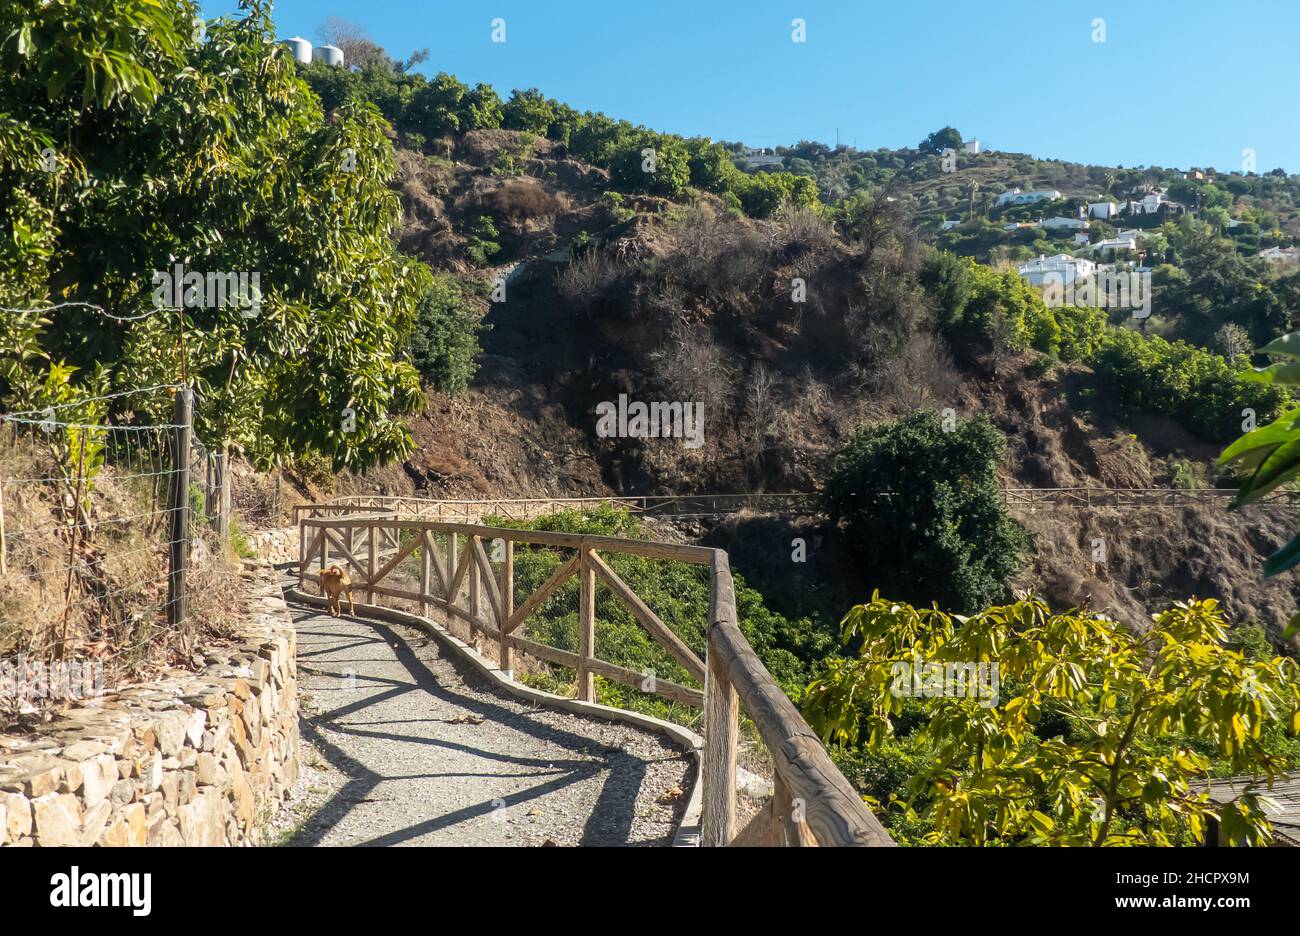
<box><xmin>281</xmin><ymin>606</ymin><xmax>694</xmax><ymax>846</ymax></box>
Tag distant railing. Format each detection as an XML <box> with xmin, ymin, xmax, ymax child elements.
<box><xmin>292</xmin><ymin>488</ymin><xmax>1300</xmax><ymax>528</ymax></box>
<box><xmin>296</xmin><ymin>507</ymin><xmax>893</xmax><ymax>847</ymax></box>
<box><xmin>292</xmin><ymin>493</ymin><xmax>820</xmax><ymax>526</ymax></box>
<box><xmin>1000</xmin><ymin>487</ymin><xmax>1300</xmax><ymax>509</ymax></box>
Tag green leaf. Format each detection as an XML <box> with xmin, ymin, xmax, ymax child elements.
<box><xmin>1259</xmin><ymin>332</ymin><xmax>1300</xmax><ymax>360</ymax></box>
<box><xmin>1242</xmin><ymin>361</ymin><xmax>1300</xmax><ymax>386</ymax></box>
<box><xmin>1264</xmin><ymin>533</ymin><xmax>1300</xmax><ymax>577</ymax></box>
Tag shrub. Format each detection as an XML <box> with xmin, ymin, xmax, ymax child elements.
<box><xmin>462</xmin><ymin>215</ymin><xmax>501</xmax><ymax>266</ymax></box>
<box><xmin>805</xmin><ymin>595</ymin><xmax>1300</xmax><ymax>846</ymax></box>
<box><xmin>409</xmin><ymin>275</ymin><xmax>488</xmax><ymax>394</ymax></box>
<box><xmin>482</xmin><ymin>181</ymin><xmax>560</xmax><ymax>228</ymax></box>
<box><xmin>823</xmin><ymin>411</ymin><xmax>1027</xmax><ymax>612</ymax></box>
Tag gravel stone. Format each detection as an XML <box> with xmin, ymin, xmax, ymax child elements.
<box><xmin>280</xmin><ymin>607</ymin><xmax>693</xmax><ymax>846</ymax></box>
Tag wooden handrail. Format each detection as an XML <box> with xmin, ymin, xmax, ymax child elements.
<box><xmin>706</xmin><ymin>551</ymin><xmax>894</xmax><ymax>848</ymax></box>
<box><xmin>296</xmin><ymin>506</ymin><xmax>891</xmax><ymax>847</ymax></box>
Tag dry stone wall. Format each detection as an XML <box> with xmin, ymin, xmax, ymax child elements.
<box><xmin>0</xmin><ymin>567</ymin><xmax>298</xmax><ymax>846</ymax></box>
<box><xmin>244</xmin><ymin>526</ymin><xmax>299</xmax><ymax>566</ymax></box>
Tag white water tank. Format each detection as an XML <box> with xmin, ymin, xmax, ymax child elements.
<box><xmin>313</xmin><ymin>44</ymin><xmax>344</xmax><ymax>67</ymax></box>
<box><xmin>282</xmin><ymin>37</ymin><xmax>312</xmax><ymax>65</ymax></box>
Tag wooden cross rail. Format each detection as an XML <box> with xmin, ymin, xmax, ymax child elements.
<box><xmin>296</xmin><ymin>508</ymin><xmax>892</xmax><ymax>847</ymax></box>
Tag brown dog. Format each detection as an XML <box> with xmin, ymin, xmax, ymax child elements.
<box><xmin>319</xmin><ymin>565</ymin><xmax>355</xmax><ymax>617</ymax></box>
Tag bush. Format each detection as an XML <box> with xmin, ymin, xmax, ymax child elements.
<box><xmin>481</xmin><ymin>181</ymin><xmax>560</xmax><ymax>228</ymax></box>
<box><xmin>1092</xmin><ymin>328</ymin><xmax>1287</xmax><ymax>441</ymax></box>
<box><xmin>409</xmin><ymin>275</ymin><xmax>487</xmax><ymax>394</ymax></box>
<box><xmin>462</xmin><ymin>215</ymin><xmax>501</xmax><ymax>266</ymax></box>
<box><xmin>823</xmin><ymin>411</ymin><xmax>1027</xmax><ymax>612</ymax></box>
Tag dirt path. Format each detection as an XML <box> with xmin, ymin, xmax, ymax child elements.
<box><xmin>279</xmin><ymin>606</ymin><xmax>693</xmax><ymax>846</ymax></box>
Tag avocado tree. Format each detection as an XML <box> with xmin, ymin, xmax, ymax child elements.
<box><xmin>804</xmin><ymin>594</ymin><xmax>1300</xmax><ymax>846</ymax></box>
<box><xmin>0</xmin><ymin>0</ymin><xmax>430</xmax><ymax>468</ymax></box>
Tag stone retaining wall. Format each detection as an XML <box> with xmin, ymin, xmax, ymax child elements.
<box><xmin>0</xmin><ymin>567</ymin><xmax>298</xmax><ymax>846</ymax></box>
<box><xmin>244</xmin><ymin>526</ymin><xmax>298</xmax><ymax>566</ymax></box>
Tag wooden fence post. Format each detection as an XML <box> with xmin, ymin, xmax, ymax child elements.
<box><xmin>446</xmin><ymin>532</ymin><xmax>457</xmax><ymax>601</ymax></box>
<box><xmin>206</xmin><ymin>449</ymin><xmax>230</xmax><ymax>552</ymax></box>
<box><xmin>468</xmin><ymin>536</ymin><xmax>480</xmax><ymax>645</ymax></box>
<box><xmin>366</xmin><ymin>524</ymin><xmax>376</xmax><ymax>604</ymax></box>
<box><xmin>319</xmin><ymin>523</ymin><xmax>328</xmax><ymax>595</ymax></box>
<box><xmin>702</xmin><ymin>638</ymin><xmax>738</xmax><ymax>846</ymax></box>
<box><xmin>500</xmin><ymin>540</ymin><xmax>514</xmax><ymax>676</ymax></box>
<box><xmin>419</xmin><ymin>532</ymin><xmax>431</xmax><ymax>616</ymax></box>
<box><xmin>0</xmin><ymin>458</ymin><xmax>7</xmax><ymax>577</ymax></box>
<box><xmin>167</xmin><ymin>387</ymin><xmax>192</xmax><ymax>629</ymax></box>
<box><xmin>577</xmin><ymin>547</ymin><xmax>596</xmax><ymax>702</ymax></box>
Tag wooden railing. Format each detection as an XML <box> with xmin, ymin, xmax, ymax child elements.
<box><xmin>296</xmin><ymin>509</ymin><xmax>893</xmax><ymax>847</ymax></box>
<box><xmin>293</xmin><ymin>488</ymin><xmax>1300</xmax><ymax>529</ymax></box>
<box><xmin>292</xmin><ymin>493</ymin><xmax>821</xmax><ymax>526</ymax></box>
<box><xmin>1001</xmin><ymin>487</ymin><xmax>1300</xmax><ymax>508</ymax></box>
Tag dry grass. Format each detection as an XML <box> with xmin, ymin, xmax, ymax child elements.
<box><xmin>0</xmin><ymin>433</ymin><xmax>243</xmax><ymax>721</ymax></box>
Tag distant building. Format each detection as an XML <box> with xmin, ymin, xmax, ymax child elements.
<box><xmin>940</xmin><ymin>220</ymin><xmax>960</xmax><ymax>231</ymax></box>
<box><xmin>1018</xmin><ymin>254</ymin><xmax>1096</xmax><ymax>286</ymax></box>
<box><xmin>1092</xmin><ymin>236</ymin><xmax>1139</xmax><ymax>256</ymax></box>
<box><xmin>1088</xmin><ymin>201</ymin><xmax>1118</xmax><ymax>220</ymax></box>
<box><xmin>1043</xmin><ymin>216</ymin><xmax>1089</xmax><ymax>231</ymax></box>
<box><xmin>1073</xmin><ymin>232</ymin><xmax>1091</xmax><ymax>246</ymax></box>
<box><xmin>962</xmin><ymin>139</ymin><xmax>981</xmax><ymax>155</ymax></box>
<box><xmin>1259</xmin><ymin>246</ymin><xmax>1300</xmax><ymax>264</ymax></box>
<box><xmin>1125</xmin><ymin>189</ymin><xmax>1187</xmax><ymax>216</ymax></box>
<box><xmin>995</xmin><ymin>188</ymin><xmax>1063</xmax><ymax>207</ymax></box>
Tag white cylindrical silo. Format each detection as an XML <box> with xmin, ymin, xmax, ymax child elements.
<box><xmin>313</xmin><ymin>44</ymin><xmax>345</xmax><ymax>67</ymax></box>
<box><xmin>282</xmin><ymin>37</ymin><xmax>312</xmax><ymax>65</ymax></box>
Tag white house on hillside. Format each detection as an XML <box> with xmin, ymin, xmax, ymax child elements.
<box><xmin>1088</xmin><ymin>201</ymin><xmax>1118</xmax><ymax>220</ymax></box>
<box><xmin>1092</xmin><ymin>236</ymin><xmax>1139</xmax><ymax>256</ymax></box>
<box><xmin>1126</xmin><ymin>189</ymin><xmax>1186</xmax><ymax>216</ymax></box>
<box><xmin>994</xmin><ymin>188</ymin><xmax>1063</xmax><ymax>207</ymax></box>
<box><xmin>1043</xmin><ymin>216</ymin><xmax>1089</xmax><ymax>231</ymax></box>
<box><xmin>963</xmin><ymin>139</ymin><xmax>981</xmax><ymax>154</ymax></box>
<box><xmin>1018</xmin><ymin>254</ymin><xmax>1096</xmax><ymax>286</ymax></box>
<box><xmin>1259</xmin><ymin>246</ymin><xmax>1300</xmax><ymax>264</ymax></box>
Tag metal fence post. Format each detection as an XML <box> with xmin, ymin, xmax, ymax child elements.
<box><xmin>168</xmin><ymin>387</ymin><xmax>192</xmax><ymax>628</ymax></box>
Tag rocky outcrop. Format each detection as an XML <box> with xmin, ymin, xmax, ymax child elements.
<box><xmin>0</xmin><ymin>568</ymin><xmax>298</xmax><ymax>846</ymax></box>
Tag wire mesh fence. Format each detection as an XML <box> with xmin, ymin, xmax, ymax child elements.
<box><xmin>0</xmin><ymin>385</ymin><xmax>232</xmax><ymax>707</ymax></box>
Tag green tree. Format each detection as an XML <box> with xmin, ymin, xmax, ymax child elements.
<box><xmin>501</xmin><ymin>87</ymin><xmax>555</xmax><ymax>135</ymax></box>
<box><xmin>405</xmin><ymin>72</ymin><xmax>470</xmax><ymax>136</ymax></box>
<box><xmin>0</xmin><ymin>0</ymin><xmax>430</xmax><ymax>469</ymax></box>
<box><xmin>409</xmin><ymin>275</ymin><xmax>488</xmax><ymax>394</ymax></box>
<box><xmin>805</xmin><ymin>595</ymin><xmax>1300</xmax><ymax>846</ymax></box>
<box><xmin>919</xmin><ymin>126</ymin><xmax>963</xmax><ymax>156</ymax></box>
<box><xmin>822</xmin><ymin>411</ymin><xmax>1027</xmax><ymax>612</ymax></box>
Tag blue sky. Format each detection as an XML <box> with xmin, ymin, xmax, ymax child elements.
<box><xmin>204</xmin><ymin>0</ymin><xmax>1300</xmax><ymax>172</ymax></box>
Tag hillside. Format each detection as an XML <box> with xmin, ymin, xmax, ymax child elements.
<box><xmin>304</xmin><ymin>126</ymin><xmax>1300</xmax><ymax>644</ymax></box>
